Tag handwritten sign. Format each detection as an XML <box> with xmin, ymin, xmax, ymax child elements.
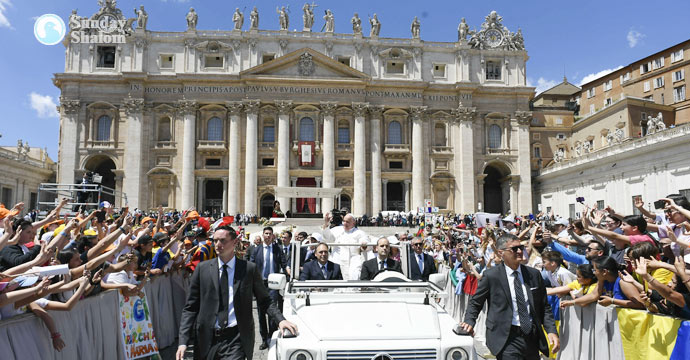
<box><xmin>118</xmin><ymin>291</ymin><xmax>159</xmax><ymax>360</ymax></box>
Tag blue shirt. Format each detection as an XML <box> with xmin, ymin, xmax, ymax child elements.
<box><xmin>603</xmin><ymin>278</ymin><xmax>627</xmax><ymax>300</ymax></box>
<box><xmin>550</xmin><ymin>241</ymin><xmax>588</xmax><ymax>265</ymax></box>
<box><xmin>151</xmin><ymin>248</ymin><xmax>171</xmax><ymax>269</ymax></box>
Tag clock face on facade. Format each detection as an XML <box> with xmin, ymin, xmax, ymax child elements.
<box><xmin>98</xmin><ymin>13</ymin><xmax>118</xmax><ymax>33</ymax></box>
<box><xmin>484</xmin><ymin>28</ymin><xmax>503</xmax><ymax>48</ymax></box>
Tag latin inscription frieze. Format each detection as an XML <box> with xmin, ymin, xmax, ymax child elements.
<box><xmin>130</xmin><ymin>84</ymin><xmax>472</xmax><ymax>103</ymax></box>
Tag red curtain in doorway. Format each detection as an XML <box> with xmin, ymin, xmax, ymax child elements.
<box><xmin>296</xmin><ymin>177</ymin><xmax>317</xmax><ymax>213</ymax></box>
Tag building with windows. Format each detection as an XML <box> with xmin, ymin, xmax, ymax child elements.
<box><xmin>0</xmin><ymin>140</ymin><xmax>55</xmax><ymax>209</ymax></box>
<box><xmin>533</xmin><ymin>39</ymin><xmax>690</xmax><ymax>217</ymax></box>
<box><xmin>55</xmin><ymin>3</ymin><xmax>534</xmax><ymax>217</ymax></box>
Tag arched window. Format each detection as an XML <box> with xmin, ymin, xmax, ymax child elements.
<box><xmin>207</xmin><ymin>117</ymin><xmax>223</xmax><ymax>141</ymax></box>
<box><xmin>434</xmin><ymin>123</ymin><xmax>446</xmax><ymax>146</ymax></box>
<box><xmin>96</xmin><ymin>115</ymin><xmax>111</xmax><ymax>141</ymax></box>
<box><xmin>299</xmin><ymin>117</ymin><xmax>315</xmax><ymax>141</ymax></box>
<box><xmin>533</xmin><ymin>144</ymin><xmax>541</xmax><ymax>158</ymax></box>
<box><xmin>158</xmin><ymin>117</ymin><xmax>171</xmax><ymax>141</ymax></box>
<box><xmin>337</xmin><ymin>120</ymin><xmax>350</xmax><ymax>144</ymax></box>
<box><xmin>263</xmin><ymin>120</ymin><xmax>275</xmax><ymax>143</ymax></box>
<box><xmin>488</xmin><ymin>124</ymin><xmax>502</xmax><ymax>149</ymax></box>
<box><xmin>388</xmin><ymin>121</ymin><xmax>402</xmax><ymax>144</ymax></box>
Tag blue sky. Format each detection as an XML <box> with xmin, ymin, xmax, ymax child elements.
<box><xmin>1</xmin><ymin>0</ymin><xmax>689</xmax><ymax>159</ymax></box>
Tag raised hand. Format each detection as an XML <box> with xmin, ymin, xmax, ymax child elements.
<box><xmin>634</xmin><ymin>197</ymin><xmax>645</xmax><ymax>209</ymax></box>
<box><xmin>634</xmin><ymin>258</ymin><xmax>648</xmax><ymax>277</ymax></box>
<box><xmin>674</xmin><ymin>255</ymin><xmax>687</xmax><ymax>276</ymax></box>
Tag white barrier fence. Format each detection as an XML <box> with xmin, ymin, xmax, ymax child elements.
<box><xmin>0</xmin><ymin>274</ymin><xmax>188</xmax><ymax>360</ymax></box>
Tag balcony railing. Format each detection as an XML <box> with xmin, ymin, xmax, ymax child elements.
<box><xmin>383</xmin><ymin>143</ymin><xmax>410</xmax><ymax>155</ymax></box>
<box><xmin>87</xmin><ymin>140</ymin><xmax>115</xmax><ymax>149</ymax></box>
<box><xmin>260</xmin><ymin>142</ymin><xmax>276</xmax><ymax>149</ymax></box>
<box><xmin>486</xmin><ymin>148</ymin><xmax>512</xmax><ymax>155</ymax></box>
<box><xmin>154</xmin><ymin>141</ymin><xmax>175</xmax><ymax>149</ymax></box>
<box><xmin>431</xmin><ymin>146</ymin><xmax>453</xmax><ymax>154</ymax></box>
<box><xmin>336</xmin><ymin>143</ymin><xmax>352</xmax><ymax>151</ymax></box>
<box><xmin>197</xmin><ymin>140</ymin><xmax>227</xmax><ymax>153</ymax></box>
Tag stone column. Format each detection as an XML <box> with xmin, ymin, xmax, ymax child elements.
<box><xmin>122</xmin><ymin>97</ymin><xmax>145</xmax><ymax>209</ymax></box>
<box><xmin>226</xmin><ymin>101</ymin><xmax>243</xmax><ymax>214</ymax></box>
<box><xmin>410</xmin><ymin>106</ymin><xmax>427</xmax><ymax>212</ymax></box>
<box><xmin>515</xmin><ymin>111</ymin><xmax>533</xmax><ymax>214</ymax></box>
<box><xmin>369</xmin><ymin>106</ymin><xmax>384</xmax><ymax>215</ymax></box>
<box><xmin>382</xmin><ymin>179</ymin><xmax>388</xmax><ymax>211</ymax></box>
<box><xmin>221</xmin><ymin>177</ymin><xmax>228</xmax><ymax>214</ymax></box>
<box><xmin>197</xmin><ymin>177</ymin><xmax>205</xmax><ymax>211</ymax></box>
<box><xmin>320</xmin><ymin>101</ymin><xmax>337</xmax><ymax>212</ymax></box>
<box><xmin>275</xmin><ymin>100</ymin><xmax>293</xmax><ymax>211</ymax></box>
<box><xmin>476</xmin><ymin>174</ymin><xmax>487</xmax><ymax>211</ymax></box>
<box><xmin>290</xmin><ymin>177</ymin><xmax>298</xmax><ymax>214</ymax></box>
<box><xmin>352</xmin><ymin>102</ymin><xmax>369</xmax><ymax>216</ymax></box>
<box><xmin>404</xmin><ymin>179</ymin><xmax>411</xmax><ymax>211</ymax></box>
<box><xmin>178</xmin><ymin>100</ymin><xmax>198</xmax><ymax>210</ymax></box>
<box><xmin>315</xmin><ymin>176</ymin><xmax>322</xmax><ymax>213</ymax></box>
<box><xmin>57</xmin><ymin>98</ymin><xmax>80</xmax><ymax>185</ymax></box>
<box><xmin>243</xmin><ymin>100</ymin><xmax>260</xmax><ymax>214</ymax></box>
<box><xmin>452</xmin><ymin>106</ymin><xmax>477</xmax><ymax>213</ymax></box>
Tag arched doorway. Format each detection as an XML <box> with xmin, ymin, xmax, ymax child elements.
<box><xmin>84</xmin><ymin>155</ymin><xmax>117</xmax><ymax>205</ymax></box>
<box><xmin>260</xmin><ymin>194</ymin><xmax>275</xmax><ymax>219</ymax></box>
<box><xmin>483</xmin><ymin>163</ymin><xmax>510</xmax><ymax>214</ymax></box>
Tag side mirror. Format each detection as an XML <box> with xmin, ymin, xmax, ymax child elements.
<box><xmin>428</xmin><ymin>273</ymin><xmax>447</xmax><ymax>289</ymax></box>
<box><xmin>267</xmin><ymin>273</ymin><xmax>287</xmax><ymax>290</ymax></box>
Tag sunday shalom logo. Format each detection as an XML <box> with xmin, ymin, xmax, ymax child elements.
<box><xmin>69</xmin><ymin>16</ymin><xmax>131</xmax><ymax>43</ymax></box>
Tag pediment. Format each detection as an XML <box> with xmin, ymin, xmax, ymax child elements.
<box><xmin>240</xmin><ymin>48</ymin><xmax>369</xmax><ymax>81</ymax></box>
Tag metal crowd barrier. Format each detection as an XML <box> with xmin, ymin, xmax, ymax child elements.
<box><xmin>0</xmin><ymin>274</ymin><xmax>188</xmax><ymax>360</ymax></box>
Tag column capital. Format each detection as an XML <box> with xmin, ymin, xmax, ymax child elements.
<box><xmin>451</xmin><ymin>106</ymin><xmax>477</xmax><ymax>123</ymax></box>
<box><xmin>403</xmin><ymin>179</ymin><xmax>411</xmax><ymax>185</ymax></box>
<box><xmin>514</xmin><ymin>110</ymin><xmax>533</xmax><ymax>126</ymax></box>
<box><xmin>225</xmin><ymin>101</ymin><xmax>244</xmax><ymax>116</ymax></box>
<box><xmin>177</xmin><ymin>99</ymin><xmax>198</xmax><ymax>115</ymax></box>
<box><xmin>315</xmin><ymin>176</ymin><xmax>322</xmax><ymax>182</ymax></box>
<box><xmin>222</xmin><ymin>176</ymin><xmax>228</xmax><ymax>183</ymax></box>
<box><xmin>381</xmin><ymin>179</ymin><xmax>388</xmax><ymax>184</ymax></box>
<box><xmin>290</xmin><ymin>176</ymin><xmax>298</xmax><ymax>182</ymax></box>
<box><xmin>319</xmin><ymin>101</ymin><xmax>338</xmax><ymax>117</ymax></box>
<box><xmin>409</xmin><ymin>106</ymin><xmax>428</xmax><ymax>121</ymax></box>
<box><xmin>242</xmin><ymin>99</ymin><xmax>261</xmax><ymax>114</ymax></box>
<box><xmin>352</xmin><ymin>102</ymin><xmax>369</xmax><ymax>118</ymax></box>
<box><xmin>368</xmin><ymin>105</ymin><xmax>385</xmax><ymax>118</ymax></box>
<box><xmin>59</xmin><ymin>98</ymin><xmax>81</xmax><ymax>114</ymax></box>
<box><xmin>274</xmin><ymin>100</ymin><xmax>293</xmax><ymax>114</ymax></box>
<box><xmin>122</xmin><ymin>96</ymin><xmax>145</xmax><ymax>115</ymax></box>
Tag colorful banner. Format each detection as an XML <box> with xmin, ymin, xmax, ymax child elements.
<box><xmin>118</xmin><ymin>291</ymin><xmax>159</xmax><ymax>360</ymax></box>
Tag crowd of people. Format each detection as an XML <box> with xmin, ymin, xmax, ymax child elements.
<box><xmin>1</xmin><ymin>191</ymin><xmax>689</xmax><ymax>357</ymax></box>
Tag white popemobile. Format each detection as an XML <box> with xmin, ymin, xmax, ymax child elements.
<box><xmin>267</xmin><ymin>242</ymin><xmax>476</xmax><ymax>360</ymax></box>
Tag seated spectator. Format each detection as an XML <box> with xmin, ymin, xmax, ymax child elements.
<box><xmin>360</xmin><ymin>237</ymin><xmax>402</xmax><ymax>280</ymax></box>
<box><xmin>299</xmin><ymin>243</ymin><xmax>342</xmax><ymax>280</ymax></box>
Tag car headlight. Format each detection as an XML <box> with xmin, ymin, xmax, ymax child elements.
<box><xmin>446</xmin><ymin>347</ymin><xmax>469</xmax><ymax>360</ymax></box>
<box><xmin>289</xmin><ymin>350</ymin><xmax>313</xmax><ymax>360</ymax></box>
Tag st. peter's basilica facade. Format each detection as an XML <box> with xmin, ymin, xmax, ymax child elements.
<box><xmin>55</xmin><ymin>2</ymin><xmax>533</xmax><ymax>218</ymax></box>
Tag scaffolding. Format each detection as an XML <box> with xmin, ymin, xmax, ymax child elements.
<box><xmin>37</xmin><ymin>183</ymin><xmax>127</xmax><ymax>215</ymax></box>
